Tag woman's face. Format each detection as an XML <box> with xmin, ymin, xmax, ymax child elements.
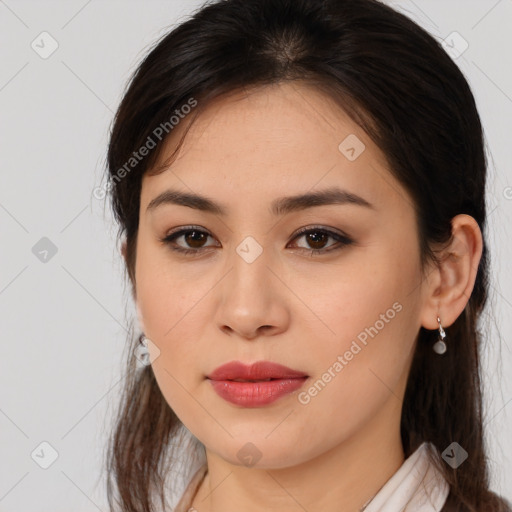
<box><xmin>134</xmin><ymin>81</ymin><xmax>430</xmax><ymax>468</ymax></box>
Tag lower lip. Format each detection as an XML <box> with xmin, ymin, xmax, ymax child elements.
<box><xmin>208</xmin><ymin>377</ymin><xmax>308</xmax><ymax>407</ymax></box>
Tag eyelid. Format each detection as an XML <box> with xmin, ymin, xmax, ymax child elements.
<box><xmin>162</xmin><ymin>224</ymin><xmax>351</xmax><ymax>241</ymax></box>
<box><xmin>290</xmin><ymin>224</ymin><xmax>352</xmax><ymax>241</ymax></box>
<box><xmin>163</xmin><ymin>224</ymin><xmax>212</xmax><ymax>238</ymax></box>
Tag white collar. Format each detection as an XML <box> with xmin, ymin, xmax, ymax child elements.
<box><xmin>174</xmin><ymin>440</ymin><xmax>450</xmax><ymax>512</ymax></box>
<box><xmin>363</xmin><ymin>442</ymin><xmax>450</xmax><ymax>511</ymax></box>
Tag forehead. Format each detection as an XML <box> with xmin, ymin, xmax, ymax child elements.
<box><xmin>140</xmin><ymin>82</ymin><xmax>412</xmax><ymax>216</ymax></box>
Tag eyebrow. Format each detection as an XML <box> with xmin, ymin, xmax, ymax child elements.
<box><xmin>146</xmin><ymin>186</ymin><xmax>374</xmax><ymax>216</ymax></box>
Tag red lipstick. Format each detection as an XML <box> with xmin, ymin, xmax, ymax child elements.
<box><xmin>207</xmin><ymin>361</ymin><xmax>308</xmax><ymax>407</ymax></box>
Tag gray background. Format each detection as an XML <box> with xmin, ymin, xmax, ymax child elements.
<box><xmin>0</xmin><ymin>0</ymin><xmax>511</xmax><ymax>510</ymax></box>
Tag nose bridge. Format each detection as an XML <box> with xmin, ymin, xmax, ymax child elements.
<box><xmin>228</xmin><ymin>234</ymin><xmax>273</xmax><ymax>301</ymax></box>
<box><xmin>214</xmin><ymin>234</ymin><xmax>288</xmax><ymax>337</ymax></box>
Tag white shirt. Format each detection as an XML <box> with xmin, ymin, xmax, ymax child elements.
<box><xmin>173</xmin><ymin>440</ymin><xmax>450</xmax><ymax>511</ymax></box>
<box><xmin>363</xmin><ymin>442</ymin><xmax>449</xmax><ymax>511</ymax></box>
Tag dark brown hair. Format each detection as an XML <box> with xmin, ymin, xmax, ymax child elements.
<box><xmin>102</xmin><ymin>0</ymin><xmax>511</xmax><ymax>510</ymax></box>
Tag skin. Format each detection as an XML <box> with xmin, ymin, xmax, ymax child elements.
<box><xmin>124</xmin><ymin>81</ymin><xmax>483</xmax><ymax>512</ymax></box>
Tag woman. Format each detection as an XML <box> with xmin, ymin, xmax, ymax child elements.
<box><xmin>103</xmin><ymin>0</ymin><xmax>512</xmax><ymax>510</ymax></box>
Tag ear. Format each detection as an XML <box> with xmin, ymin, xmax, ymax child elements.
<box><xmin>120</xmin><ymin>238</ymin><xmax>137</xmax><ymax>301</ymax></box>
<box><xmin>420</xmin><ymin>214</ymin><xmax>483</xmax><ymax>330</ymax></box>
<box><xmin>121</xmin><ymin>238</ymin><xmax>127</xmax><ymax>261</ymax></box>
<box><xmin>136</xmin><ymin>301</ymin><xmax>145</xmax><ymax>332</ymax></box>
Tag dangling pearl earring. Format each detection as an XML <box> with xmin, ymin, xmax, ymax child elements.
<box><xmin>433</xmin><ymin>316</ymin><xmax>447</xmax><ymax>354</ymax></box>
<box><xmin>136</xmin><ymin>334</ymin><xmax>151</xmax><ymax>366</ymax></box>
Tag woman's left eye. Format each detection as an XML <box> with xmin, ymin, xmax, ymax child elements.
<box><xmin>288</xmin><ymin>226</ymin><xmax>354</xmax><ymax>254</ymax></box>
<box><xmin>160</xmin><ymin>225</ymin><xmax>354</xmax><ymax>256</ymax></box>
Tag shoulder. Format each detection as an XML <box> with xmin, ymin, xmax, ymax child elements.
<box><xmin>440</xmin><ymin>488</ymin><xmax>512</xmax><ymax>512</ymax></box>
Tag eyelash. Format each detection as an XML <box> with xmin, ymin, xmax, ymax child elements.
<box><xmin>160</xmin><ymin>225</ymin><xmax>354</xmax><ymax>256</ymax></box>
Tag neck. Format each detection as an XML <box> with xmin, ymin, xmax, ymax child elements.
<box><xmin>191</xmin><ymin>397</ymin><xmax>405</xmax><ymax>512</ymax></box>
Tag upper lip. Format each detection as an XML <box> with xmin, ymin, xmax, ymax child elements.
<box><xmin>207</xmin><ymin>361</ymin><xmax>308</xmax><ymax>381</ymax></box>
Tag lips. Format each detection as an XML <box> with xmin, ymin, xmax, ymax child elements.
<box><xmin>207</xmin><ymin>361</ymin><xmax>309</xmax><ymax>407</ymax></box>
<box><xmin>207</xmin><ymin>360</ymin><xmax>308</xmax><ymax>381</ymax></box>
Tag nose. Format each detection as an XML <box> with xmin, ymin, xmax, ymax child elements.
<box><xmin>213</xmin><ymin>245</ymin><xmax>290</xmax><ymax>340</ymax></box>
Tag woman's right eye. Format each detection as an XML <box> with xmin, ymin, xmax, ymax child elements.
<box><xmin>160</xmin><ymin>227</ymin><xmax>218</xmax><ymax>255</ymax></box>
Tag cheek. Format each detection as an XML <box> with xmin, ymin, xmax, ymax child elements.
<box><xmin>137</xmin><ymin>266</ymin><xmax>210</xmax><ymax>420</ymax></box>
<box><xmin>297</xmin><ymin>255</ymin><xmax>408</xmax><ymax>349</ymax></box>
<box><xmin>299</xmin><ymin>249</ymin><xmax>421</xmax><ymax>404</ymax></box>
<box><xmin>295</xmin><ymin>302</ymin><xmax>416</xmax><ymax>446</ymax></box>
<box><xmin>135</xmin><ymin>236</ymin><xmax>209</xmax><ymax>340</ymax></box>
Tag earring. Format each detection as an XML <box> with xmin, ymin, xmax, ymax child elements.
<box><xmin>432</xmin><ymin>316</ymin><xmax>447</xmax><ymax>355</ymax></box>
<box><xmin>136</xmin><ymin>333</ymin><xmax>151</xmax><ymax>366</ymax></box>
